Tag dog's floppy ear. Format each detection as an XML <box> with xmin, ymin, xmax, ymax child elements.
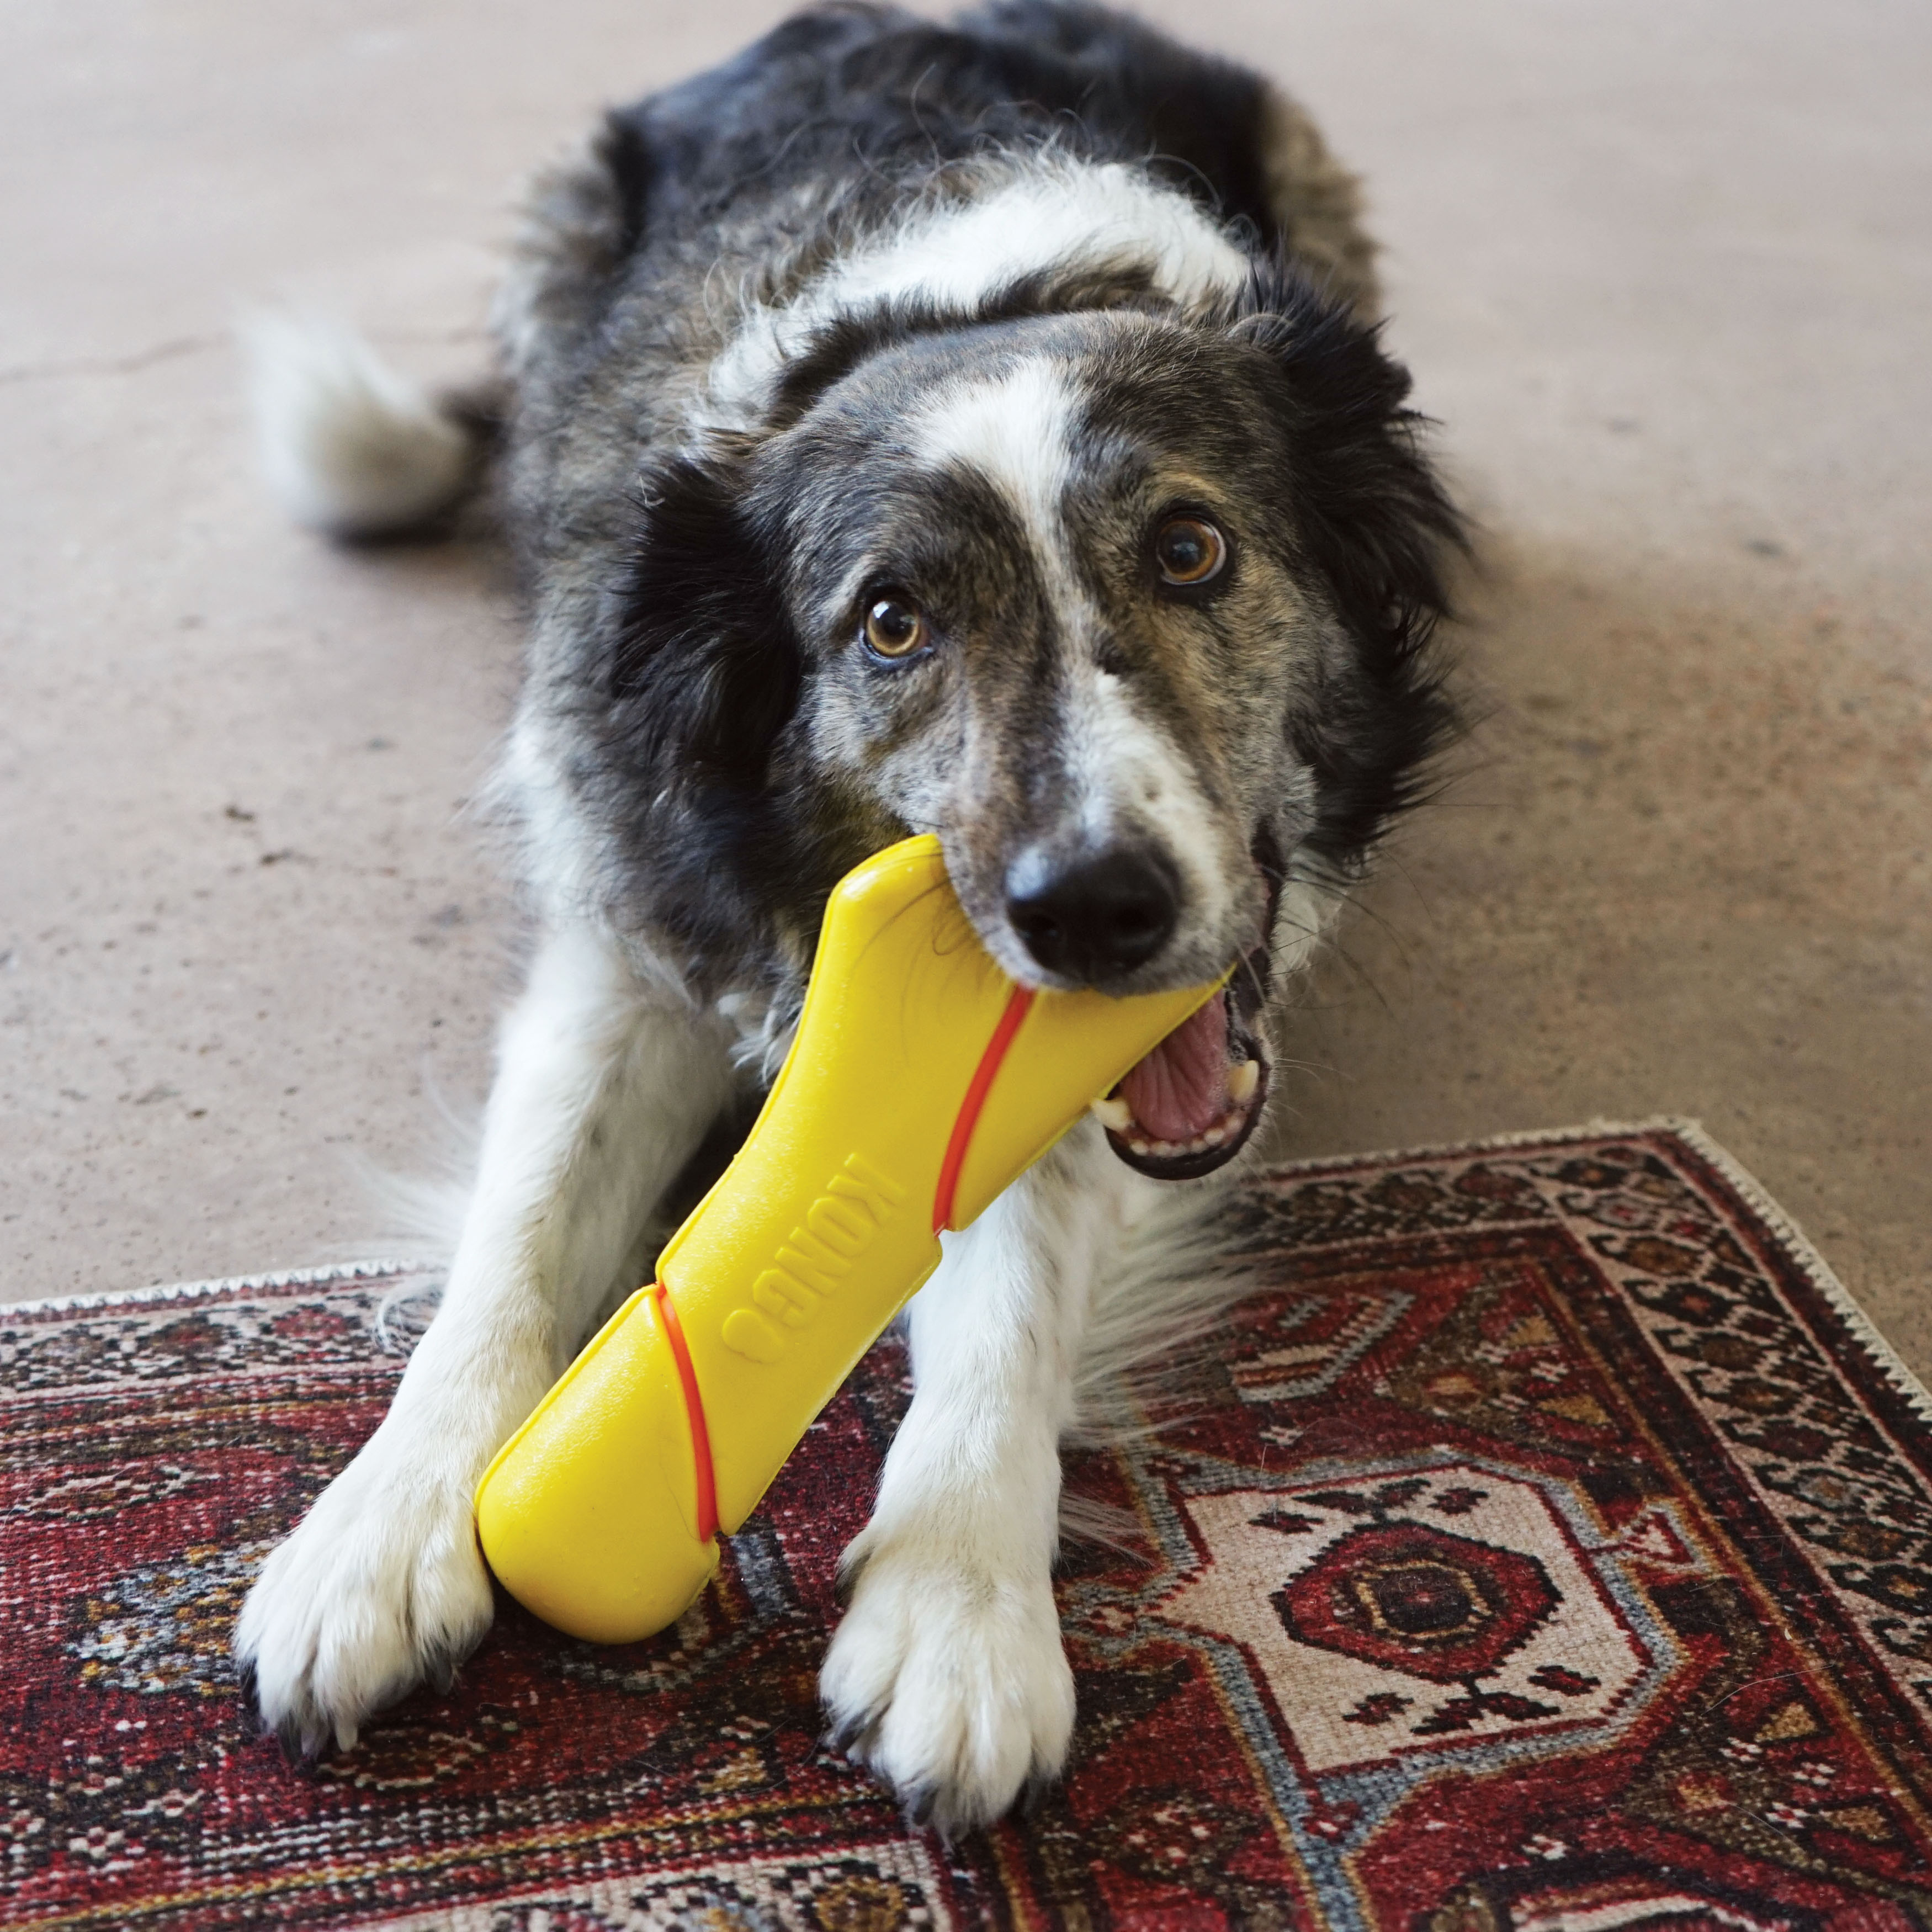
<box><xmin>574</xmin><ymin>448</ymin><xmax>807</xmax><ymax>960</ymax></box>
<box><xmin>1232</xmin><ymin>265</ymin><xmax>1466</xmax><ymax>868</ymax></box>
<box><xmin>606</xmin><ymin>449</ymin><xmax>800</xmax><ymax>797</ymax></box>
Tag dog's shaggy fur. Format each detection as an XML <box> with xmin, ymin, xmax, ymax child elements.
<box><xmin>236</xmin><ymin>0</ymin><xmax>1460</xmax><ymax>1833</ymax></box>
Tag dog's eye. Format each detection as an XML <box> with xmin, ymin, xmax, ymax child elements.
<box><xmin>862</xmin><ymin>595</ymin><xmax>928</xmax><ymax>661</ymax></box>
<box><xmin>1153</xmin><ymin>516</ymin><xmax>1227</xmax><ymax>588</ymax></box>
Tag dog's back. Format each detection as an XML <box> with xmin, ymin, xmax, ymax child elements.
<box><xmin>502</xmin><ymin>2</ymin><xmax>1373</xmax><ymax>417</ymax></box>
<box><xmin>601</xmin><ymin>2</ymin><xmax>1369</xmax><ymax>289</ymax></box>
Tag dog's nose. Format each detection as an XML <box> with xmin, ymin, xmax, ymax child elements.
<box><xmin>1005</xmin><ymin>845</ymin><xmax>1180</xmax><ymax>983</ymax></box>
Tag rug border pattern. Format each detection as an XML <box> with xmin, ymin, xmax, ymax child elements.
<box><xmin>7</xmin><ymin>1116</ymin><xmax>1922</xmax><ymax>1420</ymax></box>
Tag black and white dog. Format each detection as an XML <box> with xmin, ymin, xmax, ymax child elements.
<box><xmin>236</xmin><ymin>0</ymin><xmax>1459</xmax><ymax>1833</ymax></box>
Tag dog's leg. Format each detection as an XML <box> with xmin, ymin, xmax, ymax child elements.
<box><xmin>236</xmin><ymin>925</ymin><xmax>734</xmax><ymax>1754</ymax></box>
<box><xmin>819</xmin><ymin>1126</ymin><xmax>1129</xmax><ymax>1834</ymax></box>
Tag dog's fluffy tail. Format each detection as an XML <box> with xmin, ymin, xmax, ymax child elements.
<box><xmin>244</xmin><ymin>314</ymin><xmax>496</xmax><ymax>538</ymax></box>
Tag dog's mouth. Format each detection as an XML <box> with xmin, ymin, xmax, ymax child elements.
<box><xmin>1089</xmin><ymin>836</ymin><xmax>1281</xmax><ymax>1183</ymax></box>
<box><xmin>1090</xmin><ymin>981</ymin><xmax>1270</xmax><ymax>1180</ymax></box>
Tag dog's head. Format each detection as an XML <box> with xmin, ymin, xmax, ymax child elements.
<box><xmin>582</xmin><ymin>268</ymin><xmax>1458</xmax><ymax>1177</ymax></box>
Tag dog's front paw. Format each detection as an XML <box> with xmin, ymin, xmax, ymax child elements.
<box><xmin>234</xmin><ymin>1426</ymin><xmax>493</xmax><ymax>1757</ymax></box>
<box><xmin>820</xmin><ymin>1532</ymin><xmax>1075</xmax><ymax>1835</ymax></box>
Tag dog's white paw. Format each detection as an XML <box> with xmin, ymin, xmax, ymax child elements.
<box><xmin>820</xmin><ymin>1531</ymin><xmax>1076</xmax><ymax>1835</ymax></box>
<box><xmin>234</xmin><ymin>1425</ymin><xmax>493</xmax><ymax>1756</ymax></box>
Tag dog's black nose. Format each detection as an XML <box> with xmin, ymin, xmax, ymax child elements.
<box><xmin>1006</xmin><ymin>845</ymin><xmax>1180</xmax><ymax>983</ymax></box>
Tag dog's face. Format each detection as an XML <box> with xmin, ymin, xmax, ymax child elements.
<box><xmin>761</xmin><ymin>311</ymin><xmax>1316</xmax><ymax>999</ymax></box>
<box><xmin>590</xmin><ymin>275</ymin><xmax>1456</xmax><ymax>1176</ymax></box>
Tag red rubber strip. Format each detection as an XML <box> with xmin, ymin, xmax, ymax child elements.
<box><xmin>651</xmin><ymin>1281</ymin><xmax>718</xmax><ymax>1544</ymax></box>
<box><xmin>932</xmin><ymin>984</ymin><xmax>1037</xmax><ymax>1234</ymax></box>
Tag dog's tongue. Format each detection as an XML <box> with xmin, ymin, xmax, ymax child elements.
<box><xmin>1117</xmin><ymin>997</ymin><xmax>1232</xmax><ymax>1144</ymax></box>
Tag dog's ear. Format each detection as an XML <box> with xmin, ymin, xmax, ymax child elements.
<box><xmin>557</xmin><ymin>450</ymin><xmax>807</xmax><ymax>965</ymax></box>
<box><xmin>605</xmin><ymin>450</ymin><xmax>800</xmax><ymax>797</ymax></box>
<box><xmin>1232</xmin><ymin>266</ymin><xmax>1466</xmax><ymax>868</ymax></box>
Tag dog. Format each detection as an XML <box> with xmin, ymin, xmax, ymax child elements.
<box><xmin>234</xmin><ymin>0</ymin><xmax>1459</xmax><ymax>1834</ymax></box>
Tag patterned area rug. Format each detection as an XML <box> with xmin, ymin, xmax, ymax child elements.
<box><xmin>4</xmin><ymin>1122</ymin><xmax>1931</xmax><ymax>1930</ymax></box>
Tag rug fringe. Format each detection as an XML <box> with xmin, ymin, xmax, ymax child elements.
<box><xmin>0</xmin><ymin>1256</ymin><xmax>425</xmax><ymax>1320</ymax></box>
<box><xmin>1259</xmin><ymin>1112</ymin><xmax>1695</xmax><ymax>1177</ymax></box>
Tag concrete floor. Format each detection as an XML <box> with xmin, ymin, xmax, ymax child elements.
<box><xmin>3</xmin><ymin>4</ymin><xmax>1927</xmax><ymax>1378</ymax></box>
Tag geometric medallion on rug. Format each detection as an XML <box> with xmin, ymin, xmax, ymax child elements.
<box><xmin>3</xmin><ymin>1122</ymin><xmax>1930</xmax><ymax>1929</ymax></box>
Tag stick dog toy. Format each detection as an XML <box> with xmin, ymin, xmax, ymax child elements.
<box><xmin>474</xmin><ymin>834</ymin><xmax>1223</xmax><ymax>1642</ymax></box>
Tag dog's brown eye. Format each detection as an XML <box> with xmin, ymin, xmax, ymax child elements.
<box><xmin>1153</xmin><ymin>516</ymin><xmax>1227</xmax><ymax>587</ymax></box>
<box><xmin>862</xmin><ymin>595</ymin><xmax>927</xmax><ymax>660</ymax></box>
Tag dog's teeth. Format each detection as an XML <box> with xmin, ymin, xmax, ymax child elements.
<box><xmin>1203</xmin><ymin>1124</ymin><xmax>1226</xmax><ymax>1147</ymax></box>
<box><xmin>1089</xmin><ymin>1095</ymin><xmax>1133</xmax><ymax>1132</ymax></box>
<box><xmin>1128</xmin><ymin>1138</ymin><xmax>1151</xmax><ymax>1157</ymax></box>
<box><xmin>1230</xmin><ymin>1058</ymin><xmax>1260</xmax><ymax>1103</ymax></box>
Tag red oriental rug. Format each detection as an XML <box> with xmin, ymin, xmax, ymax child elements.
<box><xmin>4</xmin><ymin>1122</ymin><xmax>1931</xmax><ymax>1929</ymax></box>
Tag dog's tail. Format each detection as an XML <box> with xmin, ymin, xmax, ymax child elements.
<box><xmin>243</xmin><ymin>314</ymin><xmax>500</xmax><ymax>539</ymax></box>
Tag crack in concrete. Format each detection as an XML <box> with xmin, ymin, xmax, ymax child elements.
<box><xmin>0</xmin><ymin>323</ymin><xmax>489</xmax><ymax>388</ymax></box>
<box><xmin>0</xmin><ymin>334</ymin><xmax>224</xmax><ymax>386</ymax></box>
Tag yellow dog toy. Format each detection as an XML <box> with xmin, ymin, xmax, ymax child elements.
<box><xmin>474</xmin><ymin>835</ymin><xmax>1222</xmax><ymax>1642</ymax></box>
